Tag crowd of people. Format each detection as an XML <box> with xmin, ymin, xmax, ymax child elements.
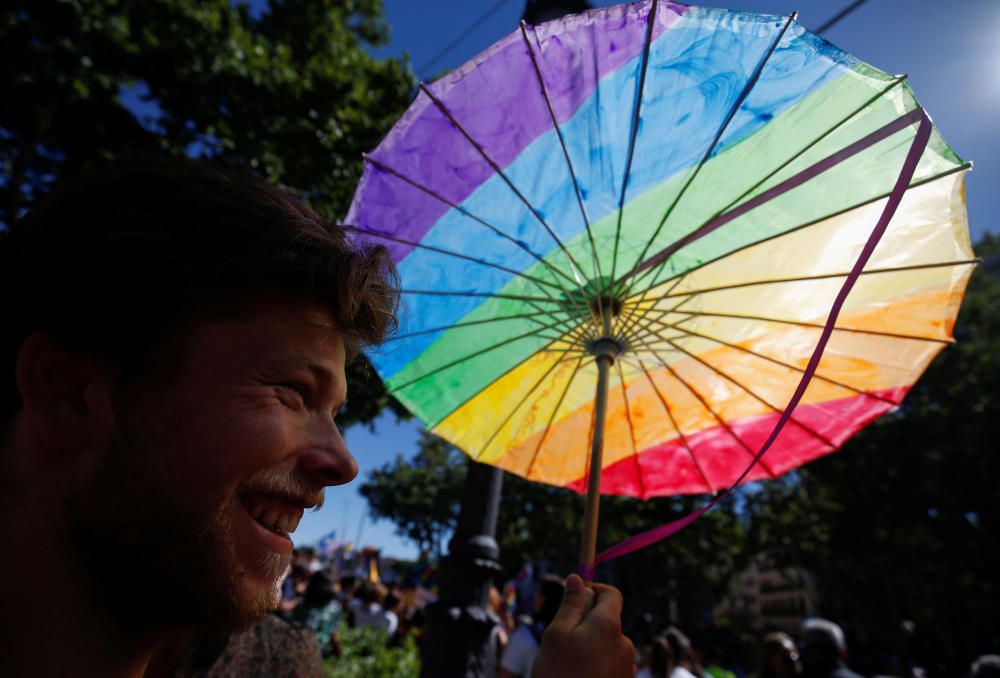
<box><xmin>277</xmin><ymin>548</ymin><xmax>427</xmax><ymax>655</ymax></box>
<box><xmin>249</xmin><ymin>549</ymin><xmax>1000</xmax><ymax>678</ymax></box>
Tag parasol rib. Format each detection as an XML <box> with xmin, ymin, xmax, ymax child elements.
<box><xmin>400</xmin><ymin>288</ymin><xmax>566</xmax><ymax>304</ymax></box>
<box><xmin>618</xmin><ymin>352</ymin><xmax>683</xmax><ymax>371</ymax></box>
<box><xmin>608</xmin><ymin>0</ymin><xmax>659</xmax><ymax>293</ymax></box>
<box><xmin>637</xmin><ymin>316</ymin><xmax>898</xmax><ymax>405</ymax></box>
<box><xmin>474</xmin><ymin>353</ymin><xmax>573</xmax><ymax>459</ymax></box>
<box><xmin>418</xmin><ymin>83</ymin><xmax>601</xmax><ymax>335</ymax></box>
<box><xmin>617</xmin><ymin>162</ymin><xmax>970</xmax><ymax>309</ymax></box>
<box><xmin>519</xmin><ymin>22</ymin><xmax>604</xmax><ymax>298</ymax></box>
<box><xmin>622</xmin><ymin>11</ymin><xmax>798</xmax><ymax>291</ymax></box>
<box><xmin>387</xmin><ymin>310</ymin><xmax>576</xmax><ymax>342</ymax></box>
<box><xmin>540</xmin><ymin>320</ymin><xmax>592</xmax><ymax>351</ymax></box>
<box><xmin>616</xmin><ymin>359</ymin><xmax>647</xmax><ymax>499</ymax></box>
<box><xmin>624</xmin><ymin>107</ymin><xmax>927</xmax><ymax>281</ymax></box>
<box><xmin>419</xmin><ymin>321</ymin><xmax>592</xmax><ymax>430</ymax></box>
<box><xmin>352</xmin><ymin>239</ymin><xmax>589</xmax><ymax>341</ymax></box>
<box><xmin>617</xmin><ymin>299</ymin><xmax>957</xmax><ymax>350</ymax></box>
<box><xmin>363</xmin><ymin>157</ymin><xmax>603</xmax><ymax>340</ymax></box>
<box><xmin>669</xmin><ymin>309</ymin><xmax>953</xmax><ymax>345</ymax></box>
<box><xmin>633</xmin><ymin>359</ymin><xmax>715</xmax><ymax>493</ymax></box>
<box><xmin>389</xmin><ymin>318</ymin><xmax>581</xmax><ymax>392</ymax></box>
<box><xmin>615</xmin><ymin>106</ymin><xmax>932</xmax><ymax>339</ymax></box>
<box><xmin>642</xmin><ymin>344</ymin><xmax>779</xmax><ymax>480</ymax></box>
<box><xmin>525</xmin><ymin>355</ymin><xmax>589</xmax><ymax>480</ymax></box>
<box><xmin>627</xmin><ymin>258</ymin><xmax>979</xmax><ymax>303</ymax></box>
<box><xmin>343</xmin><ymin>224</ymin><xmax>566</xmax><ymax>295</ymax></box>
<box><xmin>668</xmin><ymin>74</ymin><xmax>908</xmax><ymax>255</ymax></box>
<box><xmin>615</xmin><ymin>272</ymin><xmax>692</xmax><ymax>341</ymax></box>
<box><xmin>522</xmin><ymin>297</ymin><xmax>594</xmax><ymax>346</ymax></box>
<box><xmin>362</xmin><ymin>154</ymin><xmax>584</xmax><ymax>292</ymax></box>
<box><xmin>665</xmin><ymin>337</ymin><xmax>840</xmax><ymax>451</ymax></box>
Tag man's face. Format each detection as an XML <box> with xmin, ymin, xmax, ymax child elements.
<box><xmin>74</xmin><ymin>297</ymin><xmax>358</xmax><ymax>630</ymax></box>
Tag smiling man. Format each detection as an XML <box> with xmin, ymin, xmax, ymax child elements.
<box><xmin>0</xmin><ymin>158</ymin><xmax>392</xmax><ymax>676</ymax></box>
<box><xmin>0</xmin><ymin>157</ymin><xmax>634</xmax><ymax>677</ymax></box>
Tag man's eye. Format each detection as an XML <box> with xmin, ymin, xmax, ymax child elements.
<box><xmin>277</xmin><ymin>383</ymin><xmax>310</xmax><ymax>400</ymax></box>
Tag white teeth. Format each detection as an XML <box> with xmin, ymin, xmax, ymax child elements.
<box><xmin>247</xmin><ymin>501</ymin><xmax>299</xmax><ymax>534</ymax></box>
<box><xmin>261</xmin><ymin>508</ymin><xmax>279</xmax><ymax>529</ymax></box>
<box><xmin>279</xmin><ymin>514</ymin><xmax>300</xmax><ymax>534</ymax></box>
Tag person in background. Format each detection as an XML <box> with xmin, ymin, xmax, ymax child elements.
<box><xmin>499</xmin><ymin>574</ymin><xmax>565</xmax><ymax>677</ymax></box>
<box><xmin>638</xmin><ymin>636</ymin><xmax>675</xmax><ymax>678</ymax></box>
<box><xmin>665</xmin><ymin>627</ymin><xmax>703</xmax><ymax>678</ymax></box>
<box><xmin>336</xmin><ymin>574</ymin><xmax>359</xmax><ymax>626</ymax></box>
<box><xmin>754</xmin><ymin>632</ymin><xmax>801</xmax><ymax>678</ymax></box>
<box><xmin>277</xmin><ymin>564</ymin><xmax>310</xmax><ymax>618</ymax></box>
<box><xmin>489</xmin><ymin>585</ymin><xmax>511</xmax><ymax>660</ymax></box>
<box><xmin>290</xmin><ymin>571</ymin><xmax>343</xmax><ymax>657</ymax></box>
<box><xmin>703</xmin><ymin>643</ymin><xmax>738</xmax><ymax>678</ymax></box>
<box><xmin>801</xmin><ymin>619</ymin><xmax>862</xmax><ymax>678</ymax></box>
<box><xmin>971</xmin><ymin>655</ymin><xmax>1000</xmax><ymax>678</ymax></box>
<box><xmin>353</xmin><ymin>582</ymin><xmax>398</xmax><ymax>636</ymax></box>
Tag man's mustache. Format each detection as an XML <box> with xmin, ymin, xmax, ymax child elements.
<box><xmin>240</xmin><ymin>467</ymin><xmax>326</xmax><ymax>510</ymax></box>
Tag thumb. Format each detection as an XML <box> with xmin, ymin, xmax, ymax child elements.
<box><xmin>548</xmin><ymin>574</ymin><xmax>593</xmax><ymax>631</ymax></box>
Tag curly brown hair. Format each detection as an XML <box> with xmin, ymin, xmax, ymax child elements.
<box><xmin>0</xmin><ymin>155</ymin><xmax>398</xmax><ymax>419</ymax></box>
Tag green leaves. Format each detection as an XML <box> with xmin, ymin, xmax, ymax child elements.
<box><xmin>324</xmin><ymin>627</ymin><xmax>419</xmax><ymax>678</ymax></box>
<box><xmin>2</xmin><ymin>0</ymin><xmax>414</xmax><ymax>428</ymax></box>
<box><xmin>359</xmin><ymin>430</ymin><xmax>468</xmax><ymax>557</ymax></box>
<box><xmin>1</xmin><ymin>0</ymin><xmax>414</xmax><ymax>224</ymax></box>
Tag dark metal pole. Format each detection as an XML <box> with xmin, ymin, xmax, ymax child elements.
<box><xmin>419</xmin><ymin>460</ymin><xmax>504</xmax><ymax>677</ymax></box>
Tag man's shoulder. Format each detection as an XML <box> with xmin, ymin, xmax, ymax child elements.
<box><xmin>255</xmin><ymin>612</ymin><xmax>317</xmax><ymax>641</ymax></box>
<box><xmin>202</xmin><ymin>614</ymin><xmax>322</xmax><ymax>677</ymax></box>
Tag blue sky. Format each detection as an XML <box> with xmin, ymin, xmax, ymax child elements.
<box><xmin>211</xmin><ymin>0</ymin><xmax>1000</xmax><ymax>558</ymax></box>
<box><xmin>296</xmin><ymin>412</ymin><xmax>422</xmax><ymax>559</ymax></box>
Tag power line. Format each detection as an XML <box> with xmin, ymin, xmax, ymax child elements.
<box><xmin>417</xmin><ymin>0</ymin><xmax>517</xmax><ymax>78</ymax></box>
<box><xmin>815</xmin><ymin>0</ymin><xmax>869</xmax><ymax>34</ymax></box>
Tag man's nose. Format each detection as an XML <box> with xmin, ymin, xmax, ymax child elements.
<box><xmin>298</xmin><ymin>417</ymin><xmax>359</xmax><ymax>487</ymax></box>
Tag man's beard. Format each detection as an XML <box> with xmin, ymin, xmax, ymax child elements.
<box><xmin>68</xmin><ymin>414</ymin><xmax>289</xmax><ymax>635</ymax></box>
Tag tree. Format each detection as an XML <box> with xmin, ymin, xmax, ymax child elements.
<box><xmin>743</xmin><ymin>234</ymin><xmax>1000</xmax><ymax>672</ymax></box>
<box><xmin>1</xmin><ymin>0</ymin><xmax>414</xmax><ymax>426</ymax></box>
<box><xmin>359</xmin><ymin>430</ymin><xmax>468</xmax><ymax>557</ymax></box>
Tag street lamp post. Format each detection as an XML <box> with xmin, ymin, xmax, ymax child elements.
<box><xmin>419</xmin><ymin>460</ymin><xmax>504</xmax><ymax>677</ymax></box>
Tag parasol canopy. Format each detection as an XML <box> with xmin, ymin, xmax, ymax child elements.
<box><xmin>346</xmin><ymin>2</ymin><xmax>973</xmax><ymax>507</ymax></box>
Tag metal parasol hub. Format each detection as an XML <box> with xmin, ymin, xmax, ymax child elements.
<box><xmin>588</xmin><ymin>336</ymin><xmax>623</xmax><ymax>362</ymax></box>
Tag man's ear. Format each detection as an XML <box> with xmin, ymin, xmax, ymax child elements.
<box><xmin>14</xmin><ymin>332</ymin><xmax>116</xmax><ymax>455</ymax></box>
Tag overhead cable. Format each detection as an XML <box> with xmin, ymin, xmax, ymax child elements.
<box><xmin>417</xmin><ymin>0</ymin><xmax>517</xmax><ymax>78</ymax></box>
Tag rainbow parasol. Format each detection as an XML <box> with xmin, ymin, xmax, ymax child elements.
<box><xmin>346</xmin><ymin>1</ymin><xmax>974</xmax><ymax>570</ymax></box>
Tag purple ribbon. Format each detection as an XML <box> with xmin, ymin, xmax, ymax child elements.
<box><xmin>581</xmin><ymin>109</ymin><xmax>933</xmax><ymax>577</ymax></box>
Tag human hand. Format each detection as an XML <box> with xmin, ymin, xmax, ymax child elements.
<box><xmin>531</xmin><ymin>574</ymin><xmax>635</xmax><ymax>678</ymax></box>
